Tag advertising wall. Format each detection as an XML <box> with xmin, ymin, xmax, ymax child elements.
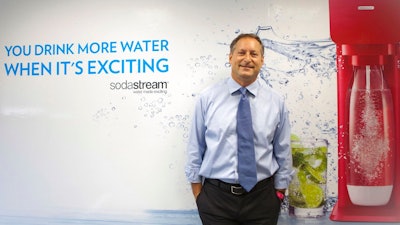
<box><xmin>0</xmin><ymin>0</ymin><xmax>335</xmax><ymax>223</ymax></box>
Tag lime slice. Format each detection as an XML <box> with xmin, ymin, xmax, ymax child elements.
<box><xmin>304</xmin><ymin>164</ymin><xmax>326</xmax><ymax>184</ymax></box>
<box><xmin>315</xmin><ymin>146</ymin><xmax>328</xmax><ymax>172</ymax></box>
<box><xmin>315</xmin><ymin>154</ymin><xmax>327</xmax><ymax>173</ymax></box>
<box><xmin>300</xmin><ymin>183</ymin><xmax>324</xmax><ymax>208</ymax></box>
<box><xmin>317</xmin><ymin>146</ymin><xmax>328</xmax><ymax>155</ymax></box>
<box><xmin>297</xmin><ymin>169</ymin><xmax>308</xmax><ymax>184</ymax></box>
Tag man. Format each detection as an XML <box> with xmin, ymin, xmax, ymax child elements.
<box><xmin>185</xmin><ymin>33</ymin><xmax>293</xmax><ymax>225</ymax></box>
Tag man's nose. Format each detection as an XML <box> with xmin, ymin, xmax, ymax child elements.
<box><xmin>243</xmin><ymin>53</ymin><xmax>251</xmax><ymax>61</ymax></box>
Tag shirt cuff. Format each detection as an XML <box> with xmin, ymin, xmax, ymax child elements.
<box><xmin>185</xmin><ymin>167</ymin><xmax>202</xmax><ymax>183</ymax></box>
<box><xmin>274</xmin><ymin>172</ymin><xmax>294</xmax><ymax>190</ymax></box>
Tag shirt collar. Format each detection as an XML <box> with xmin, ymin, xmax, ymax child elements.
<box><xmin>228</xmin><ymin>77</ymin><xmax>259</xmax><ymax>97</ymax></box>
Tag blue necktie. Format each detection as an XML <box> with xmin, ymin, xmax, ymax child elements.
<box><xmin>237</xmin><ymin>87</ymin><xmax>257</xmax><ymax>192</ymax></box>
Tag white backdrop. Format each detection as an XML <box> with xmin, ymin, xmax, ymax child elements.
<box><xmin>0</xmin><ymin>0</ymin><xmax>334</xmax><ymax>217</ymax></box>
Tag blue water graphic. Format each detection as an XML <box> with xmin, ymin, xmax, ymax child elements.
<box><xmin>0</xmin><ymin>210</ymin><xmax>201</xmax><ymax>225</ymax></box>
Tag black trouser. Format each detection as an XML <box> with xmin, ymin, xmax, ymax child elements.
<box><xmin>196</xmin><ymin>178</ymin><xmax>281</xmax><ymax>225</ymax></box>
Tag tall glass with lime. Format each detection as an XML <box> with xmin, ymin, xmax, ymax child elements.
<box><xmin>289</xmin><ymin>138</ymin><xmax>328</xmax><ymax>217</ymax></box>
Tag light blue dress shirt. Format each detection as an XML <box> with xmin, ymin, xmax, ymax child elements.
<box><xmin>185</xmin><ymin>77</ymin><xmax>293</xmax><ymax>189</ymax></box>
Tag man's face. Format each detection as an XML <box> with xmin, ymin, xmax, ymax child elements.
<box><xmin>229</xmin><ymin>37</ymin><xmax>264</xmax><ymax>86</ymax></box>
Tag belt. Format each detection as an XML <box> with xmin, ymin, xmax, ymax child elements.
<box><xmin>205</xmin><ymin>177</ymin><xmax>273</xmax><ymax>196</ymax></box>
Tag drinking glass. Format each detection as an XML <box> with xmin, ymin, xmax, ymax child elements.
<box><xmin>289</xmin><ymin>138</ymin><xmax>327</xmax><ymax>217</ymax></box>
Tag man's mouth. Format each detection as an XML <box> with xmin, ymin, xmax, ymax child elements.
<box><xmin>240</xmin><ymin>65</ymin><xmax>254</xmax><ymax>69</ymax></box>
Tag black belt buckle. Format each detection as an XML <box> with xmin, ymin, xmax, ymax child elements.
<box><xmin>230</xmin><ymin>185</ymin><xmax>245</xmax><ymax>195</ymax></box>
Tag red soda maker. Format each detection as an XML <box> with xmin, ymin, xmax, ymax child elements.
<box><xmin>329</xmin><ymin>0</ymin><xmax>400</xmax><ymax>222</ymax></box>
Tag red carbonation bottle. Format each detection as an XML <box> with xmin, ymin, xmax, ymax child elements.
<box><xmin>347</xmin><ymin>65</ymin><xmax>395</xmax><ymax>206</ymax></box>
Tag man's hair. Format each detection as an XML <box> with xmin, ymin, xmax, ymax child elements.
<box><xmin>229</xmin><ymin>33</ymin><xmax>264</xmax><ymax>56</ymax></box>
